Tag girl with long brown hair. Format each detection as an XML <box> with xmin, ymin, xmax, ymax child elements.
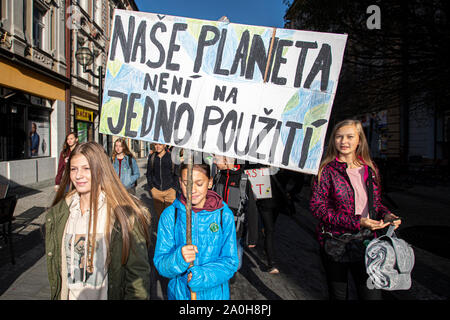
<box><xmin>46</xmin><ymin>141</ymin><xmax>150</xmax><ymax>300</ymax></box>
<box><xmin>310</xmin><ymin>119</ymin><xmax>401</xmax><ymax>300</ymax></box>
<box><xmin>55</xmin><ymin>132</ymin><xmax>78</xmax><ymax>191</ymax></box>
<box><xmin>111</xmin><ymin>138</ymin><xmax>140</xmax><ymax>194</ymax></box>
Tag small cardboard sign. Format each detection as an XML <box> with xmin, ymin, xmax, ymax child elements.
<box><xmin>245</xmin><ymin>167</ymin><xmax>272</xmax><ymax>199</ymax></box>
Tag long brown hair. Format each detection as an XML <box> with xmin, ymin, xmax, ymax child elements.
<box><xmin>61</xmin><ymin>132</ymin><xmax>78</xmax><ymax>157</ymax></box>
<box><xmin>111</xmin><ymin>138</ymin><xmax>134</xmax><ymax>162</ymax></box>
<box><xmin>317</xmin><ymin>119</ymin><xmax>378</xmax><ymax>184</ymax></box>
<box><xmin>52</xmin><ymin>142</ymin><xmax>150</xmax><ymax>268</ymax></box>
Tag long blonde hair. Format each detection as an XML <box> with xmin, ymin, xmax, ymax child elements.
<box><xmin>317</xmin><ymin>119</ymin><xmax>378</xmax><ymax>184</ymax></box>
<box><xmin>52</xmin><ymin>142</ymin><xmax>150</xmax><ymax>268</ymax></box>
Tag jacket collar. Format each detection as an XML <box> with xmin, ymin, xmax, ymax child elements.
<box><xmin>331</xmin><ymin>157</ymin><xmax>371</xmax><ymax>181</ymax></box>
<box><xmin>330</xmin><ymin>158</ymin><xmax>348</xmax><ymax>173</ymax></box>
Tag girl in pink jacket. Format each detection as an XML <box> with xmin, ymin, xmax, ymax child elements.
<box><xmin>310</xmin><ymin>119</ymin><xmax>401</xmax><ymax>300</ymax></box>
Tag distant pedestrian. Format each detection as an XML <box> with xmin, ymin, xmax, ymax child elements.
<box><xmin>146</xmin><ymin>143</ymin><xmax>178</xmax><ymax>225</ymax></box>
<box><xmin>55</xmin><ymin>132</ymin><xmax>79</xmax><ymax>192</ymax></box>
<box><xmin>310</xmin><ymin>119</ymin><xmax>401</xmax><ymax>300</ymax></box>
<box><xmin>45</xmin><ymin>142</ymin><xmax>151</xmax><ymax>300</ymax></box>
<box><xmin>212</xmin><ymin>155</ymin><xmax>258</xmax><ymax>272</ymax></box>
<box><xmin>111</xmin><ymin>138</ymin><xmax>140</xmax><ymax>194</ymax></box>
<box><xmin>153</xmin><ymin>162</ymin><xmax>239</xmax><ymax>300</ymax></box>
<box><xmin>30</xmin><ymin>122</ymin><xmax>40</xmax><ymax>157</ymax></box>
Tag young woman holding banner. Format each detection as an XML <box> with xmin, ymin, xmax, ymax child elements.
<box><xmin>310</xmin><ymin>119</ymin><xmax>401</xmax><ymax>300</ymax></box>
<box><xmin>153</xmin><ymin>161</ymin><xmax>239</xmax><ymax>300</ymax></box>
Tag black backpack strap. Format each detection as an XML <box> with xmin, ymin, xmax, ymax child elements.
<box><xmin>128</xmin><ymin>155</ymin><xmax>134</xmax><ymax>175</ymax></box>
<box><xmin>213</xmin><ymin>171</ymin><xmax>223</xmax><ymax>195</ymax></box>
<box><xmin>237</xmin><ymin>173</ymin><xmax>248</xmax><ymax>215</ymax></box>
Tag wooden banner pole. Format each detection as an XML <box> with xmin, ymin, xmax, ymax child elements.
<box><xmin>264</xmin><ymin>27</ymin><xmax>278</xmax><ymax>83</ymax></box>
<box><xmin>184</xmin><ymin>148</ymin><xmax>196</xmax><ymax>300</ymax></box>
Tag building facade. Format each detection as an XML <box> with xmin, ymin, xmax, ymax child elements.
<box><xmin>284</xmin><ymin>0</ymin><xmax>450</xmax><ymax>171</ymax></box>
<box><xmin>69</xmin><ymin>0</ymin><xmax>146</xmax><ymax>158</ymax></box>
<box><xmin>0</xmin><ymin>0</ymin><xmax>145</xmax><ymax>188</ymax></box>
<box><xmin>0</xmin><ymin>0</ymin><xmax>68</xmax><ymax>187</ymax></box>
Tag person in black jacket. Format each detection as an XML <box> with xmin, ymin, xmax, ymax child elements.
<box><xmin>146</xmin><ymin>143</ymin><xmax>178</xmax><ymax>225</ymax></box>
<box><xmin>212</xmin><ymin>155</ymin><xmax>258</xmax><ymax>271</ymax></box>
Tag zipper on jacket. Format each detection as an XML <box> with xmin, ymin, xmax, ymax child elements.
<box><xmin>340</xmin><ymin>163</ymin><xmax>358</xmax><ymax>215</ymax></box>
<box><xmin>159</xmin><ymin>156</ymin><xmax>163</xmax><ymax>190</ymax></box>
<box><xmin>224</xmin><ymin>170</ymin><xmax>230</xmax><ymax>202</ymax></box>
<box><xmin>194</xmin><ymin>210</ymin><xmax>198</xmax><ymax>266</ymax></box>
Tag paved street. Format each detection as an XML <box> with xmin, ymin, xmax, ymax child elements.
<box><xmin>1</xmin><ymin>159</ymin><xmax>449</xmax><ymax>300</ymax></box>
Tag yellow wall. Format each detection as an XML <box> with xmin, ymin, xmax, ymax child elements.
<box><xmin>0</xmin><ymin>57</ymin><xmax>65</xmax><ymax>101</ymax></box>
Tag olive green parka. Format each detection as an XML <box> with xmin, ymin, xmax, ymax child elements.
<box><xmin>45</xmin><ymin>197</ymin><xmax>150</xmax><ymax>300</ymax></box>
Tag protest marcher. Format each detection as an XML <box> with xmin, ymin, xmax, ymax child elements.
<box><xmin>55</xmin><ymin>132</ymin><xmax>79</xmax><ymax>192</ymax></box>
<box><xmin>45</xmin><ymin>141</ymin><xmax>151</xmax><ymax>300</ymax></box>
<box><xmin>153</xmin><ymin>162</ymin><xmax>239</xmax><ymax>300</ymax></box>
<box><xmin>309</xmin><ymin>119</ymin><xmax>401</xmax><ymax>300</ymax></box>
<box><xmin>212</xmin><ymin>155</ymin><xmax>258</xmax><ymax>273</ymax></box>
<box><xmin>252</xmin><ymin>166</ymin><xmax>283</xmax><ymax>274</ymax></box>
<box><xmin>146</xmin><ymin>143</ymin><xmax>178</xmax><ymax>224</ymax></box>
<box><xmin>111</xmin><ymin>138</ymin><xmax>140</xmax><ymax>194</ymax></box>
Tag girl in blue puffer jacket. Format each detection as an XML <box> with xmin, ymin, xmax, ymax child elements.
<box><xmin>154</xmin><ymin>162</ymin><xmax>239</xmax><ymax>300</ymax></box>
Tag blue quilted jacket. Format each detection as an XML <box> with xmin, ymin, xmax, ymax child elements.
<box><xmin>112</xmin><ymin>155</ymin><xmax>140</xmax><ymax>189</ymax></box>
<box><xmin>153</xmin><ymin>196</ymin><xmax>239</xmax><ymax>300</ymax></box>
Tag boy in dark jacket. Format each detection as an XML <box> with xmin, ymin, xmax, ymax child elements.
<box><xmin>146</xmin><ymin>144</ymin><xmax>179</xmax><ymax>224</ymax></box>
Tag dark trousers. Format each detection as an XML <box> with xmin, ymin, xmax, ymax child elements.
<box><xmin>245</xmin><ymin>205</ymin><xmax>259</xmax><ymax>246</ymax></box>
<box><xmin>320</xmin><ymin>248</ymin><xmax>382</xmax><ymax>300</ymax></box>
<box><xmin>258</xmin><ymin>205</ymin><xmax>279</xmax><ymax>268</ymax></box>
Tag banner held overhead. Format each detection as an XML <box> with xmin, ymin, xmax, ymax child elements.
<box><xmin>100</xmin><ymin>9</ymin><xmax>347</xmax><ymax>174</ymax></box>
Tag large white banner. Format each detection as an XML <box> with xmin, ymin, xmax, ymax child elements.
<box><xmin>100</xmin><ymin>10</ymin><xmax>347</xmax><ymax>174</ymax></box>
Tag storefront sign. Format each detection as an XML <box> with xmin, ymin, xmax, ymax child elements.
<box><xmin>76</xmin><ymin>107</ymin><xmax>94</xmax><ymax>122</ymax></box>
<box><xmin>99</xmin><ymin>10</ymin><xmax>347</xmax><ymax>174</ymax></box>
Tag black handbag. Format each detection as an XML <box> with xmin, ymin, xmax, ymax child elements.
<box><xmin>323</xmin><ymin>228</ymin><xmax>373</xmax><ymax>263</ymax></box>
<box><xmin>323</xmin><ymin>168</ymin><xmax>376</xmax><ymax>263</ymax></box>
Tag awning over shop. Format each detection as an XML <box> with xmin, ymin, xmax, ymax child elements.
<box><xmin>0</xmin><ymin>58</ymin><xmax>65</xmax><ymax>101</ymax></box>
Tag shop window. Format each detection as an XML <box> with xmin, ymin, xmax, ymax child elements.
<box><xmin>0</xmin><ymin>90</ymin><xmax>51</xmax><ymax>161</ymax></box>
<box><xmin>76</xmin><ymin>121</ymin><xmax>94</xmax><ymax>143</ymax></box>
<box><xmin>75</xmin><ymin>106</ymin><xmax>95</xmax><ymax>143</ymax></box>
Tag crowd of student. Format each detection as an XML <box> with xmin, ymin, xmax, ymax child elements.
<box><xmin>44</xmin><ymin>119</ymin><xmax>400</xmax><ymax>300</ymax></box>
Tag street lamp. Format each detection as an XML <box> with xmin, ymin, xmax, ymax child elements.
<box><xmin>75</xmin><ymin>46</ymin><xmax>105</xmax><ymax>146</ymax></box>
<box><xmin>75</xmin><ymin>46</ymin><xmax>94</xmax><ymax>68</ymax></box>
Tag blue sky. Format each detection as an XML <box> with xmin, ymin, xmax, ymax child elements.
<box><xmin>134</xmin><ymin>0</ymin><xmax>289</xmax><ymax>28</ymax></box>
